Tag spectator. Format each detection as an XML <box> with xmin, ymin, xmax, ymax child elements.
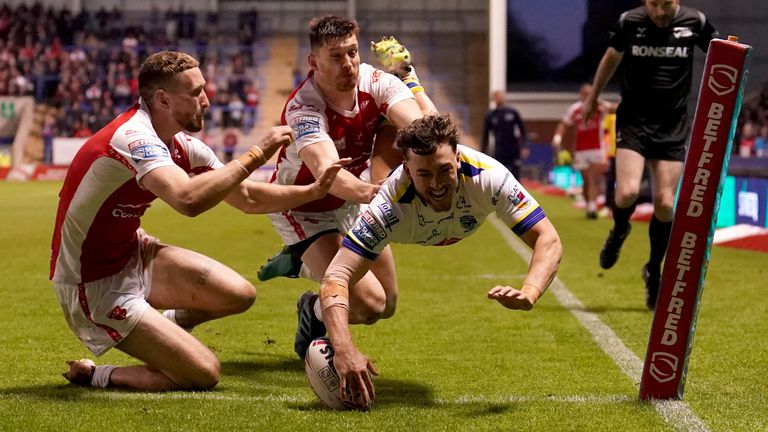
<box><xmin>222</xmin><ymin>128</ymin><xmax>238</xmax><ymax>163</ymax></box>
<box><xmin>755</xmin><ymin>124</ymin><xmax>768</xmax><ymax>158</ymax></box>
<box><xmin>739</xmin><ymin>122</ymin><xmax>757</xmax><ymax>157</ymax></box>
<box><xmin>481</xmin><ymin>89</ymin><xmax>528</xmax><ymax>179</ymax></box>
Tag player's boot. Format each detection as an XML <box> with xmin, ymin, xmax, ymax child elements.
<box><xmin>257</xmin><ymin>245</ymin><xmax>302</xmax><ymax>281</ymax></box>
<box><xmin>642</xmin><ymin>263</ymin><xmax>661</xmax><ymax>311</ymax></box>
<box><xmin>371</xmin><ymin>36</ymin><xmax>412</xmax><ymax>78</ymax></box>
<box><xmin>294</xmin><ymin>291</ymin><xmax>327</xmax><ymax>359</ymax></box>
<box><xmin>599</xmin><ymin>225</ymin><xmax>632</xmax><ymax>269</ymax></box>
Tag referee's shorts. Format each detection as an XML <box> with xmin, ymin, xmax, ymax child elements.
<box><xmin>616</xmin><ymin>110</ymin><xmax>690</xmax><ymax>162</ymax></box>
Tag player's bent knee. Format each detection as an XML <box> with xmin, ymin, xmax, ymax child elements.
<box><xmin>381</xmin><ymin>294</ymin><xmax>398</xmax><ymax>319</ymax></box>
<box><xmin>183</xmin><ymin>355</ymin><xmax>221</xmax><ymax>390</ymax></box>
<box><xmin>353</xmin><ymin>301</ymin><xmax>387</xmax><ymax>325</ymax></box>
<box><xmin>224</xmin><ymin>279</ymin><xmax>256</xmax><ymax>315</ymax></box>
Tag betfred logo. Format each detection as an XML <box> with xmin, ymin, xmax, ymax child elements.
<box><xmin>649</xmin><ymin>351</ymin><xmax>679</xmax><ymax>383</ymax></box>
<box><xmin>707</xmin><ymin>64</ymin><xmax>738</xmax><ymax>96</ymax></box>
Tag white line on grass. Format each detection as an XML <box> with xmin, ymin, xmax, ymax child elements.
<box><xmin>0</xmin><ymin>390</ymin><xmax>635</xmax><ymax>405</ymax></box>
<box><xmin>489</xmin><ymin>216</ymin><xmax>709</xmax><ymax>432</ymax></box>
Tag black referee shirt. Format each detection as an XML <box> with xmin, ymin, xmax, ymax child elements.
<box><xmin>608</xmin><ymin>6</ymin><xmax>718</xmax><ymax>117</ymax></box>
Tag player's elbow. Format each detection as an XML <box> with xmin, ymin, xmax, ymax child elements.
<box><xmin>174</xmin><ymin>202</ymin><xmax>207</xmax><ymax>217</ymax></box>
<box><xmin>171</xmin><ymin>193</ymin><xmax>215</xmax><ymax>217</ymax></box>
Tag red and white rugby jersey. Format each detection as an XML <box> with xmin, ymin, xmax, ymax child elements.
<box><xmin>271</xmin><ymin>63</ymin><xmax>414</xmax><ymax>212</ymax></box>
<box><xmin>50</xmin><ymin>100</ymin><xmax>222</xmax><ymax>283</ymax></box>
<box><xmin>562</xmin><ymin>101</ymin><xmax>605</xmax><ymax>152</ymax></box>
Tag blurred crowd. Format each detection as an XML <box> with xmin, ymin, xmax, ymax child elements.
<box><xmin>737</xmin><ymin>82</ymin><xmax>768</xmax><ymax>158</ymax></box>
<box><xmin>0</xmin><ymin>2</ymin><xmax>262</xmax><ymax>137</ymax></box>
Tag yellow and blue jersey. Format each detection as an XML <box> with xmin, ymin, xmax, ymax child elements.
<box><xmin>343</xmin><ymin>145</ymin><xmax>546</xmax><ymax>260</ymax></box>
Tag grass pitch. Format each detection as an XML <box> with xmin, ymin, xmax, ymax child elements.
<box><xmin>0</xmin><ymin>181</ymin><xmax>765</xmax><ymax>431</ymax></box>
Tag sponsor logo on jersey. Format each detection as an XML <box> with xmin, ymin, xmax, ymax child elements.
<box><xmin>362</xmin><ymin>211</ymin><xmax>387</xmax><ymax>239</ymax></box>
<box><xmin>112</xmin><ymin>203</ymin><xmax>150</xmax><ymax>219</ymax></box>
<box><xmin>287</xmin><ymin>101</ymin><xmax>305</xmax><ymax>112</ymax></box>
<box><xmin>491</xmin><ymin>172</ymin><xmax>511</xmax><ymax>205</ymax></box>
<box><xmin>631</xmin><ymin>45</ymin><xmax>690</xmax><ymax>58</ymax></box>
<box><xmin>381</xmin><ymin>86</ymin><xmax>400</xmax><ymax>103</ymax></box>
<box><xmin>635</xmin><ymin>27</ymin><xmax>646</xmax><ymax>38</ymax></box>
<box><xmin>510</xmin><ymin>190</ymin><xmax>526</xmax><ymax>207</ymax></box>
<box><xmin>293</xmin><ymin>116</ymin><xmax>321</xmax><ymax>139</ymax></box>
<box><xmin>128</xmin><ymin>140</ymin><xmax>168</xmax><ymax>163</ymax></box>
<box><xmin>707</xmin><ymin>64</ymin><xmax>738</xmax><ymax>96</ymax></box>
<box><xmin>672</xmin><ymin>27</ymin><xmax>693</xmax><ymax>39</ymax></box>
<box><xmin>376</xmin><ymin>202</ymin><xmax>399</xmax><ymax>229</ymax></box>
<box><xmin>351</xmin><ymin>217</ymin><xmax>383</xmax><ymax>249</ymax></box>
<box><xmin>460</xmin><ymin>215</ymin><xmax>478</xmax><ymax>232</ymax></box>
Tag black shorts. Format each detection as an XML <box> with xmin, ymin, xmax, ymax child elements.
<box><xmin>616</xmin><ymin>109</ymin><xmax>690</xmax><ymax>162</ymax></box>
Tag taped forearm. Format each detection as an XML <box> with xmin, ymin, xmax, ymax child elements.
<box><xmin>319</xmin><ymin>277</ymin><xmax>350</xmax><ymax>312</ymax></box>
<box><xmin>235</xmin><ymin>146</ymin><xmax>266</xmax><ymax>174</ymax></box>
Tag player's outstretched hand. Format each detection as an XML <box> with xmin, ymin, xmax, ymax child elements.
<box><xmin>256</xmin><ymin>125</ymin><xmax>294</xmax><ymax>160</ymax></box>
<box><xmin>371</xmin><ymin>36</ymin><xmax>412</xmax><ymax>79</ymax></box>
<box><xmin>333</xmin><ymin>347</ymin><xmax>379</xmax><ymax>411</ymax></box>
<box><xmin>487</xmin><ymin>286</ymin><xmax>536</xmax><ymax>311</ymax></box>
<box><xmin>310</xmin><ymin>158</ymin><xmax>351</xmax><ymax>199</ymax></box>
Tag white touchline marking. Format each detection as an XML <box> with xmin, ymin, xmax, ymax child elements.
<box><xmin>490</xmin><ymin>216</ymin><xmax>709</xmax><ymax>432</ymax></box>
<box><xmin>0</xmin><ymin>389</ymin><xmax>638</xmax><ymax>406</ymax></box>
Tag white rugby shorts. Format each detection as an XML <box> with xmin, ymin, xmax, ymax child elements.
<box><xmin>572</xmin><ymin>149</ymin><xmax>607</xmax><ymax>171</ymax></box>
<box><xmin>268</xmin><ymin>200</ymin><xmax>366</xmax><ymax>246</ymax></box>
<box><xmin>53</xmin><ymin>229</ymin><xmax>158</xmax><ymax>356</ymax></box>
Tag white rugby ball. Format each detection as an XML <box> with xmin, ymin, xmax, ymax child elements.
<box><xmin>304</xmin><ymin>337</ymin><xmax>346</xmax><ymax>410</ymax></box>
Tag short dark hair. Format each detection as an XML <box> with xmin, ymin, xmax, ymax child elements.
<box><xmin>396</xmin><ymin>114</ymin><xmax>460</xmax><ymax>158</ymax></box>
<box><xmin>308</xmin><ymin>15</ymin><xmax>359</xmax><ymax>51</ymax></box>
<box><xmin>138</xmin><ymin>51</ymin><xmax>199</xmax><ymax>106</ymax></box>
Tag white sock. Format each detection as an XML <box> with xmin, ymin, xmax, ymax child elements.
<box><xmin>163</xmin><ymin>309</ymin><xmax>195</xmax><ymax>332</ymax></box>
<box><xmin>162</xmin><ymin>309</ymin><xmax>177</xmax><ymax>325</ymax></box>
<box><xmin>313</xmin><ymin>296</ymin><xmax>324</xmax><ymax>322</ymax></box>
<box><xmin>91</xmin><ymin>365</ymin><xmax>116</xmax><ymax>388</ymax></box>
<box><xmin>299</xmin><ymin>263</ymin><xmax>321</xmax><ymax>282</ymax></box>
<box><xmin>587</xmin><ymin>201</ymin><xmax>597</xmax><ymax>212</ymax></box>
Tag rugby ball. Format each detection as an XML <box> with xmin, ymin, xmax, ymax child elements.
<box><xmin>304</xmin><ymin>337</ymin><xmax>346</xmax><ymax>410</ymax></box>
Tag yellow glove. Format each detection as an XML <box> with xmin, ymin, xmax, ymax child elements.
<box><xmin>557</xmin><ymin>149</ymin><xmax>572</xmax><ymax>166</ymax></box>
<box><xmin>371</xmin><ymin>36</ymin><xmax>412</xmax><ymax>78</ymax></box>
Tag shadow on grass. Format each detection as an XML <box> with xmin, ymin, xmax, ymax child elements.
<box><xmin>289</xmin><ymin>377</ymin><xmax>436</xmax><ymax>411</ymax></box>
<box><xmin>220</xmin><ymin>352</ymin><xmax>304</xmax><ymax>377</ymax></box>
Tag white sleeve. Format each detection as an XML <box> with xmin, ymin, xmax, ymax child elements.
<box><xmin>562</xmin><ymin>102</ymin><xmax>579</xmax><ymax>125</ymax></box>
<box><xmin>285</xmin><ymin>106</ymin><xmax>330</xmax><ymax>154</ymax></box>
<box><xmin>177</xmin><ymin>133</ymin><xmax>224</xmax><ymax>171</ymax></box>
<box><xmin>481</xmin><ymin>166</ymin><xmax>546</xmax><ymax>237</ymax></box>
<box><xmin>114</xmin><ymin>132</ymin><xmax>175</xmax><ymax>183</ymax></box>
<box><xmin>365</xmin><ymin>65</ymin><xmax>414</xmax><ymax>119</ymax></box>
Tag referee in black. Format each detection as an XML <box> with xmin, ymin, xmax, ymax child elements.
<box><xmin>482</xmin><ymin>90</ymin><xmax>529</xmax><ymax>179</ymax></box>
<box><xmin>583</xmin><ymin>0</ymin><xmax>718</xmax><ymax>310</ymax></box>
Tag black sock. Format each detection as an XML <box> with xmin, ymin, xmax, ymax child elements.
<box><xmin>648</xmin><ymin>215</ymin><xmax>672</xmax><ymax>273</ymax></box>
<box><xmin>612</xmin><ymin>202</ymin><xmax>636</xmax><ymax>233</ymax></box>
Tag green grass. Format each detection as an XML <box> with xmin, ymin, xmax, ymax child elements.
<box><xmin>0</xmin><ymin>181</ymin><xmax>765</xmax><ymax>431</ymax></box>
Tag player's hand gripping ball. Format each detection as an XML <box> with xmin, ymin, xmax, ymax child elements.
<box><xmin>304</xmin><ymin>337</ymin><xmax>346</xmax><ymax>410</ymax></box>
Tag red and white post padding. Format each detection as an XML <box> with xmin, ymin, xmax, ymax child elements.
<box><xmin>639</xmin><ymin>36</ymin><xmax>752</xmax><ymax>400</ymax></box>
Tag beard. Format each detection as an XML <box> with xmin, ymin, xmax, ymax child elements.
<box><xmin>175</xmin><ymin>110</ymin><xmax>205</xmax><ymax>132</ymax></box>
